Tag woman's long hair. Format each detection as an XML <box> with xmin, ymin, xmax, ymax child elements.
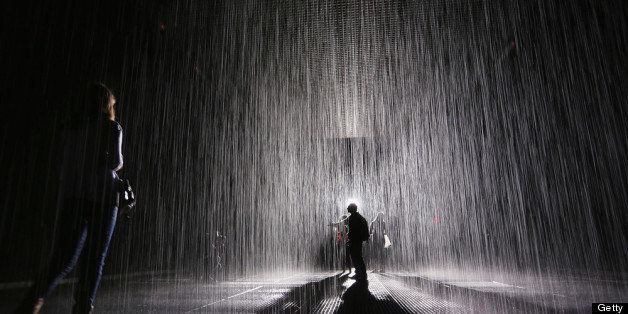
<box><xmin>63</xmin><ymin>83</ymin><xmax>115</xmax><ymax>129</ymax></box>
<box><xmin>85</xmin><ymin>82</ymin><xmax>115</xmax><ymax>121</ymax></box>
<box><xmin>372</xmin><ymin>211</ymin><xmax>385</xmax><ymax>224</ymax></box>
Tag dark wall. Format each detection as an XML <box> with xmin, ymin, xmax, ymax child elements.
<box><xmin>0</xmin><ymin>0</ymin><xmax>178</xmax><ymax>281</ymax></box>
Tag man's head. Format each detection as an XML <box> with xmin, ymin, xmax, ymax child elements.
<box><xmin>347</xmin><ymin>203</ymin><xmax>358</xmax><ymax>213</ymax></box>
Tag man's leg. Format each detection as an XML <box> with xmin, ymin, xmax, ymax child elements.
<box><xmin>73</xmin><ymin>204</ymin><xmax>118</xmax><ymax>313</ymax></box>
<box><xmin>349</xmin><ymin>242</ymin><xmax>367</xmax><ymax>280</ymax></box>
<box><xmin>356</xmin><ymin>243</ymin><xmax>367</xmax><ymax>279</ymax></box>
<box><xmin>345</xmin><ymin>244</ymin><xmax>351</xmax><ymax>271</ymax></box>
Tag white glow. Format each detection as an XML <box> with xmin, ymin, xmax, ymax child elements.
<box><xmin>346</xmin><ymin>198</ymin><xmax>360</xmax><ymax>208</ymax></box>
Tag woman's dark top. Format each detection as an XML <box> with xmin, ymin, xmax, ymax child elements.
<box><xmin>59</xmin><ymin>118</ymin><xmax>123</xmax><ymax>205</ymax></box>
<box><xmin>370</xmin><ymin>219</ymin><xmax>386</xmax><ymax>244</ymax></box>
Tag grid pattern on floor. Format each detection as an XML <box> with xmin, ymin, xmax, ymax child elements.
<box><xmin>314</xmin><ymin>273</ymin><xmax>468</xmax><ymax>313</ymax></box>
<box><xmin>191</xmin><ymin>273</ymin><xmax>336</xmax><ymax>313</ymax></box>
<box><xmin>377</xmin><ymin>274</ymin><xmax>468</xmax><ymax>313</ymax></box>
<box><xmin>313</xmin><ymin>297</ymin><xmax>343</xmax><ymax>313</ymax></box>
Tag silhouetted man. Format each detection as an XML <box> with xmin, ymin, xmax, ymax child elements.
<box><xmin>346</xmin><ymin>203</ymin><xmax>369</xmax><ymax>281</ymax></box>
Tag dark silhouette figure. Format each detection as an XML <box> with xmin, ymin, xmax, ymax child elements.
<box><xmin>346</xmin><ymin>203</ymin><xmax>368</xmax><ymax>281</ymax></box>
<box><xmin>205</xmin><ymin>230</ymin><xmax>226</xmax><ymax>282</ymax></box>
<box><xmin>328</xmin><ymin>214</ymin><xmax>350</xmax><ymax>272</ymax></box>
<box><xmin>17</xmin><ymin>83</ymin><xmax>124</xmax><ymax>314</ymax></box>
<box><xmin>369</xmin><ymin>211</ymin><xmax>388</xmax><ymax>272</ymax></box>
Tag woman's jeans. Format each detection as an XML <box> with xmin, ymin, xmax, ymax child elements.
<box><xmin>32</xmin><ymin>198</ymin><xmax>118</xmax><ymax>310</ymax></box>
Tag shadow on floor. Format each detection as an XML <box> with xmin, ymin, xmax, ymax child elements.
<box><xmin>337</xmin><ymin>279</ymin><xmax>407</xmax><ymax>314</ymax></box>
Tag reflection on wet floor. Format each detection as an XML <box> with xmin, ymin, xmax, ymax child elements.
<box><xmin>1</xmin><ymin>269</ymin><xmax>626</xmax><ymax>313</ymax></box>
<box><xmin>315</xmin><ymin>273</ymin><xmax>468</xmax><ymax>313</ymax></box>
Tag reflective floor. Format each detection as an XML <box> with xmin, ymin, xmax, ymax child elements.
<box><xmin>1</xmin><ymin>269</ymin><xmax>627</xmax><ymax>313</ymax></box>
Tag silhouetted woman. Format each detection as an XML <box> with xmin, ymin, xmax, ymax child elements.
<box><xmin>329</xmin><ymin>214</ymin><xmax>350</xmax><ymax>273</ymax></box>
<box><xmin>369</xmin><ymin>212</ymin><xmax>388</xmax><ymax>273</ymax></box>
<box><xmin>18</xmin><ymin>83</ymin><xmax>123</xmax><ymax>314</ymax></box>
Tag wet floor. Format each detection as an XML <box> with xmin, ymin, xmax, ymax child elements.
<box><xmin>2</xmin><ymin>269</ymin><xmax>626</xmax><ymax>313</ymax></box>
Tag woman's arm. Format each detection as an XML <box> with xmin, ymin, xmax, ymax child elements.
<box><xmin>108</xmin><ymin>122</ymin><xmax>124</xmax><ymax>171</ymax></box>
